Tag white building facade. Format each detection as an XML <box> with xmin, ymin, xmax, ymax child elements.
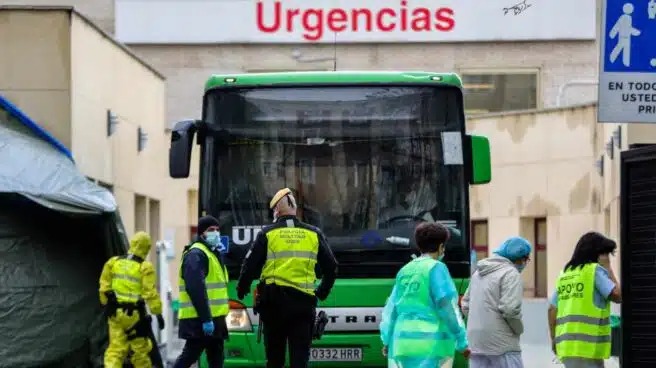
<box><xmin>111</xmin><ymin>0</ymin><xmax>599</xmax><ymax>128</ymax></box>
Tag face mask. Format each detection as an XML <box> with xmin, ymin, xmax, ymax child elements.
<box><xmin>438</xmin><ymin>254</ymin><xmax>445</xmax><ymax>262</ymax></box>
<box><xmin>515</xmin><ymin>263</ymin><xmax>526</xmax><ymax>273</ymax></box>
<box><xmin>205</xmin><ymin>231</ymin><xmax>221</xmax><ymax>249</ymax></box>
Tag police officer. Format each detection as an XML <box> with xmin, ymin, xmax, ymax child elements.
<box><xmin>237</xmin><ymin>188</ymin><xmax>338</xmax><ymax>368</ymax></box>
<box><xmin>173</xmin><ymin>216</ymin><xmax>230</xmax><ymax>368</ymax></box>
<box><xmin>99</xmin><ymin>231</ymin><xmax>165</xmax><ymax>368</ymax></box>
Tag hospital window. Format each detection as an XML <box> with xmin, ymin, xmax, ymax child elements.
<box><xmin>471</xmin><ymin>220</ymin><xmax>489</xmax><ymax>261</ymax></box>
<box><xmin>461</xmin><ymin>70</ymin><xmax>539</xmax><ymax>115</ymax></box>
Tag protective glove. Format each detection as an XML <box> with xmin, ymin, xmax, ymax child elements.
<box><xmin>156</xmin><ymin>314</ymin><xmax>165</xmax><ymax>330</ymax></box>
<box><xmin>202</xmin><ymin>320</ymin><xmax>215</xmax><ymax>336</ymax></box>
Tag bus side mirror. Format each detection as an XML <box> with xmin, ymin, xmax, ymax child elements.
<box><xmin>169</xmin><ymin>119</ymin><xmax>200</xmax><ymax>178</ymax></box>
<box><xmin>467</xmin><ymin>134</ymin><xmax>491</xmax><ymax>185</ymax></box>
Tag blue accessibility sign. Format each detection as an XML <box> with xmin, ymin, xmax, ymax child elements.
<box><xmin>218</xmin><ymin>235</ymin><xmax>230</xmax><ymax>254</ymax></box>
<box><xmin>599</xmin><ymin>0</ymin><xmax>656</xmax><ymax>122</ymax></box>
<box><xmin>360</xmin><ymin>231</ymin><xmax>383</xmax><ymax>248</ymax></box>
<box><xmin>603</xmin><ymin>0</ymin><xmax>656</xmax><ymax>72</ymax></box>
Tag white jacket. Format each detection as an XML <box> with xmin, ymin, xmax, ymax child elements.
<box><xmin>461</xmin><ymin>255</ymin><xmax>524</xmax><ymax>355</ymax></box>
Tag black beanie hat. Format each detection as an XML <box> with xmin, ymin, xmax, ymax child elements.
<box><xmin>198</xmin><ymin>216</ymin><xmax>220</xmax><ymax>235</ymax></box>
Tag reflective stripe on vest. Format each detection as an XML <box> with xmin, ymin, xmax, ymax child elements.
<box><xmin>178</xmin><ymin>243</ymin><xmax>230</xmax><ymax>319</ymax></box>
<box><xmin>260</xmin><ymin>223</ymin><xmax>319</xmax><ymax>295</ymax></box>
<box><xmin>392</xmin><ymin>257</ymin><xmax>456</xmax><ymax>359</ymax></box>
<box><xmin>555</xmin><ymin>263</ymin><xmax>611</xmax><ymax>360</ymax></box>
<box><xmin>111</xmin><ymin>257</ymin><xmax>143</xmax><ymax>303</ymax></box>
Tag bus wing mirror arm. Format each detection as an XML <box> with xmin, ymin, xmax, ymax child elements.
<box><xmin>169</xmin><ymin>119</ymin><xmax>202</xmax><ymax>179</ymax></box>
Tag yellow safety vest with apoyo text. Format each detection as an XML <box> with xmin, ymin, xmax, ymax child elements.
<box><xmin>111</xmin><ymin>256</ymin><xmax>143</xmax><ymax>303</ymax></box>
<box><xmin>555</xmin><ymin>263</ymin><xmax>611</xmax><ymax>360</ymax></box>
<box><xmin>260</xmin><ymin>221</ymin><xmax>319</xmax><ymax>296</ymax></box>
<box><xmin>178</xmin><ymin>243</ymin><xmax>229</xmax><ymax>319</ymax></box>
<box><xmin>392</xmin><ymin>257</ymin><xmax>456</xmax><ymax>359</ymax></box>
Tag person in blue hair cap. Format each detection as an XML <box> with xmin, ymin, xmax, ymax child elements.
<box><xmin>460</xmin><ymin>236</ymin><xmax>532</xmax><ymax>368</ymax></box>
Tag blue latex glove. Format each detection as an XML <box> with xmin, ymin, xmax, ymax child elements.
<box><xmin>202</xmin><ymin>321</ymin><xmax>215</xmax><ymax>336</ymax></box>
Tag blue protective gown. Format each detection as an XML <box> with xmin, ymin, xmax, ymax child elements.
<box><xmin>380</xmin><ymin>255</ymin><xmax>468</xmax><ymax>367</ymax></box>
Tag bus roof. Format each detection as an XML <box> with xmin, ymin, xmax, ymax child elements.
<box><xmin>204</xmin><ymin>71</ymin><xmax>462</xmax><ymax>91</ymax></box>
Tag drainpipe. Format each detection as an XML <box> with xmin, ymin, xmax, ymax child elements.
<box><xmin>556</xmin><ymin>79</ymin><xmax>599</xmax><ymax>107</ymax></box>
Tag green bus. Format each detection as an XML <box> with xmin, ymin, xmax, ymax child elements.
<box><xmin>168</xmin><ymin>71</ymin><xmax>491</xmax><ymax>367</ymax></box>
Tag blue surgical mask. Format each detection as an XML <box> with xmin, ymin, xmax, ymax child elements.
<box><xmin>205</xmin><ymin>231</ymin><xmax>221</xmax><ymax>249</ymax></box>
<box><xmin>438</xmin><ymin>254</ymin><xmax>445</xmax><ymax>262</ymax></box>
<box><xmin>515</xmin><ymin>263</ymin><xmax>526</xmax><ymax>273</ymax></box>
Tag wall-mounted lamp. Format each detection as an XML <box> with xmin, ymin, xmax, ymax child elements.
<box><xmin>605</xmin><ymin>138</ymin><xmax>614</xmax><ymax>159</ymax></box>
<box><xmin>613</xmin><ymin>127</ymin><xmax>622</xmax><ymax>149</ymax></box>
<box><xmin>137</xmin><ymin>127</ymin><xmax>148</xmax><ymax>152</ymax></box>
<box><xmin>107</xmin><ymin>110</ymin><xmax>118</xmax><ymax>137</ymax></box>
<box><xmin>595</xmin><ymin>155</ymin><xmax>604</xmax><ymax>177</ymax></box>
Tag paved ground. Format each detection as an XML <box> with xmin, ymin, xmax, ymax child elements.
<box><xmin>164</xmin><ymin>299</ymin><xmax>620</xmax><ymax>367</ymax></box>
<box><xmin>520</xmin><ymin>299</ymin><xmax>619</xmax><ymax>368</ymax></box>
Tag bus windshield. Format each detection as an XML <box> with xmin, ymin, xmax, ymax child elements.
<box><xmin>202</xmin><ymin>86</ymin><xmax>470</xmax><ymax>278</ymax></box>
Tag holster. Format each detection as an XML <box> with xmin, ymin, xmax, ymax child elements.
<box><xmin>313</xmin><ymin>310</ymin><xmax>329</xmax><ymax>340</ymax></box>
<box><xmin>253</xmin><ymin>282</ymin><xmax>269</xmax><ymax>316</ymax></box>
<box><xmin>125</xmin><ymin>300</ymin><xmax>151</xmax><ymax>340</ymax></box>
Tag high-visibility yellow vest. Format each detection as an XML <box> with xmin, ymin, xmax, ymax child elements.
<box><xmin>111</xmin><ymin>256</ymin><xmax>144</xmax><ymax>303</ymax></box>
<box><xmin>555</xmin><ymin>263</ymin><xmax>611</xmax><ymax>360</ymax></box>
<box><xmin>178</xmin><ymin>243</ymin><xmax>229</xmax><ymax>319</ymax></box>
<box><xmin>260</xmin><ymin>225</ymin><xmax>319</xmax><ymax>296</ymax></box>
<box><xmin>392</xmin><ymin>257</ymin><xmax>455</xmax><ymax>359</ymax></box>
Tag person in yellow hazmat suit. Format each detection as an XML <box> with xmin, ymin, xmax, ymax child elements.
<box><xmin>99</xmin><ymin>231</ymin><xmax>165</xmax><ymax>368</ymax></box>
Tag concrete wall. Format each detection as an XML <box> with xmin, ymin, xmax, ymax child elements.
<box><xmin>0</xmin><ymin>9</ymin><xmax>72</xmax><ymax>147</ymax></box>
<box><xmin>2</xmin><ymin>1</ymin><xmax>114</xmax><ymax>33</ymax></box>
<box><xmin>68</xmin><ymin>10</ymin><xmax>196</xmax><ymax>294</ymax></box>
<box><xmin>0</xmin><ymin>7</ymin><xmax>196</xmax><ymax>298</ymax></box>
<box><xmin>130</xmin><ymin>41</ymin><xmax>598</xmax><ymax>129</ymax></box>
<box><xmin>470</xmin><ymin>105</ymin><xmax>656</xmax><ymax>296</ymax></box>
<box><xmin>468</xmin><ymin>104</ymin><xmax>603</xmax><ymax>295</ymax></box>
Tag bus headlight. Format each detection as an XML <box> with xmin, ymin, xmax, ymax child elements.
<box><xmin>227</xmin><ymin>300</ymin><xmax>252</xmax><ymax>332</ymax></box>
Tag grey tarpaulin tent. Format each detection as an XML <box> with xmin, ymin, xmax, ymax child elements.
<box><xmin>0</xmin><ymin>95</ymin><xmax>129</xmax><ymax>367</ymax></box>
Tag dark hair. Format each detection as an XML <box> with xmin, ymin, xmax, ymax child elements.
<box><xmin>564</xmin><ymin>231</ymin><xmax>617</xmax><ymax>271</ymax></box>
<box><xmin>415</xmin><ymin>222</ymin><xmax>450</xmax><ymax>253</ymax></box>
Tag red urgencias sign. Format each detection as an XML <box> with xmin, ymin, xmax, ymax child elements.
<box><xmin>256</xmin><ymin>0</ymin><xmax>455</xmax><ymax>41</ymax></box>
<box><xmin>115</xmin><ymin>0</ymin><xmax>597</xmax><ymax>44</ymax></box>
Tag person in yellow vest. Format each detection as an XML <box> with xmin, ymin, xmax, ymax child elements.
<box><xmin>173</xmin><ymin>216</ymin><xmax>229</xmax><ymax>368</ymax></box>
<box><xmin>99</xmin><ymin>231</ymin><xmax>164</xmax><ymax>368</ymax></box>
<box><xmin>236</xmin><ymin>188</ymin><xmax>338</xmax><ymax>368</ymax></box>
<box><xmin>380</xmin><ymin>222</ymin><xmax>470</xmax><ymax>368</ymax></box>
<box><xmin>548</xmin><ymin>232</ymin><xmax>622</xmax><ymax>368</ymax></box>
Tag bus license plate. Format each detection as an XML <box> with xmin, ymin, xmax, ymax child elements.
<box><xmin>309</xmin><ymin>347</ymin><xmax>363</xmax><ymax>362</ymax></box>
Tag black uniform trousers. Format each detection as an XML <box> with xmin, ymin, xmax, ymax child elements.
<box><xmin>173</xmin><ymin>337</ymin><xmax>225</xmax><ymax>368</ymax></box>
<box><xmin>259</xmin><ymin>285</ymin><xmax>316</xmax><ymax>368</ymax></box>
